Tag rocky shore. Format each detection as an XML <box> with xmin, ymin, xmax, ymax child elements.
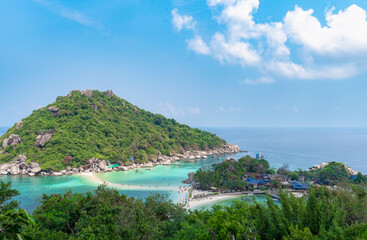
<box><xmin>0</xmin><ymin>144</ymin><xmax>241</xmax><ymax>177</ymax></box>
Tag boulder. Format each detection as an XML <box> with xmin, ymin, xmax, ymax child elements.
<box><xmin>28</xmin><ymin>173</ymin><xmax>35</xmax><ymax>177</ymax></box>
<box><xmin>35</xmin><ymin>132</ymin><xmax>53</xmax><ymax>147</ymax></box>
<box><xmin>120</xmin><ymin>166</ymin><xmax>129</xmax><ymax>171</ymax></box>
<box><xmin>105</xmin><ymin>89</ymin><xmax>114</xmax><ymax>97</ymax></box>
<box><xmin>66</xmin><ymin>166</ymin><xmax>72</xmax><ymax>171</ymax></box>
<box><xmin>10</xmin><ymin>155</ymin><xmax>27</xmax><ymax>165</ymax></box>
<box><xmin>16</xmin><ymin>120</ymin><xmax>23</xmax><ymax>129</ymax></box>
<box><xmin>30</xmin><ymin>167</ymin><xmax>41</xmax><ymax>174</ymax></box>
<box><xmin>9</xmin><ymin>165</ymin><xmax>20</xmax><ymax>175</ymax></box>
<box><xmin>30</xmin><ymin>162</ymin><xmax>40</xmax><ymax>169</ymax></box>
<box><xmin>2</xmin><ymin>134</ymin><xmax>22</xmax><ymax>149</ymax></box>
<box><xmin>60</xmin><ymin>170</ymin><xmax>67</xmax><ymax>174</ymax></box>
<box><xmin>0</xmin><ymin>170</ymin><xmax>8</xmax><ymax>175</ymax></box>
<box><xmin>98</xmin><ymin>160</ymin><xmax>108</xmax><ymax>170</ymax></box>
<box><xmin>0</xmin><ymin>163</ymin><xmax>9</xmax><ymax>171</ymax></box>
<box><xmin>18</xmin><ymin>163</ymin><xmax>29</xmax><ymax>170</ymax></box>
<box><xmin>144</xmin><ymin>162</ymin><xmax>153</xmax><ymax>167</ymax></box>
<box><xmin>47</xmin><ymin>106</ymin><xmax>59</xmax><ymax>112</ymax></box>
<box><xmin>52</xmin><ymin>172</ymin><xmax>63</xmax><ymax>176</ymax></box>
<box><xmin>81</xmin><ymin>89</ymin><xmax>92</xmax><ymax>97</ymax></box>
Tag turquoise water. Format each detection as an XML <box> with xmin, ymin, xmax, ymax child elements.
<box><xmin>191</xmin><ymin>194</ymin><xmax>270</xmax><ymax>211</ymax></box>
<box><xmin>1</xmin><ymin>127</ymin><xmax>367</xmax><ymax>212</ymax></box>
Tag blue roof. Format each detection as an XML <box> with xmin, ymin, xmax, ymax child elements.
<box><xmin>246</xmin><ymin>178</ymin><xmax>269</xmax><ymax>185</ymax></box>
<box><xmin>292</xmin><ymin>182</ymin><xmax>309</xmax><ymax>189</ymax></box>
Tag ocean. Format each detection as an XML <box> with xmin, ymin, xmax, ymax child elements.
<box><xmin>1</xmin><ymin>127</ymin><xmax>367</xmax><ymax>211</ymax></box>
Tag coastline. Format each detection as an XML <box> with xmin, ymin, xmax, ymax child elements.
<box><xmin>186</xmin><ymin>192</ymin><xmax>247</xmax><ymax>209</ymax></box>
<box><xmin>0</xmin><ymin>144</ymin><xmax>241</xmax><ymax>177</ymax></box>
<box><xmin>79</xmin><ymin>172</ymin><xmax>242</xmax><ymax>208</ymax></box>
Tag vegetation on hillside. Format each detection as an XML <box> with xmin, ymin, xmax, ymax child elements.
<box><xmin>2</xmin><ymin>181</ymin><xmax>367</xmax><ymax>239</ymax></box>
<box><xmin>0</xmin><ymin>90</ymin><xmax>224</xmax><ymax>170</ymax></box>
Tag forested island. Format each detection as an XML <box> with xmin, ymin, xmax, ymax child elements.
<box><xmin>0</xmin><ymin>89</ymin><xmax>239</xmax><ymax>176</ymax></box>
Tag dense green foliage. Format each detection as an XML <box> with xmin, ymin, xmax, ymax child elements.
<box><xmin>0</xmin><ymin>90</ymin><xmax>224</xmax><ymax>170</ymax></box>
<box><xmin>0</xmin><ymin>181</ymin><xmax>35</xmax><ymax>240</ymax></box>
<box><xmin>2</xmin><ymin>180</ymin><xmax>367</xmax><ymax>239</ymax></box>
<box><xmin>193</xmin><ymin>156</ymin><xmax>270</xmax><ymax>190</ymax></box>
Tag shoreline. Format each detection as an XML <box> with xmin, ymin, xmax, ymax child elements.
<box><xmin>186</xmin><ymin>192</ymin><xmax>247</xmax><ymax>209</ymax></box>
<box><xmin>0</xmin><ymin>144</ymin><xmax>241</xmax><ymax>177</ymax></box>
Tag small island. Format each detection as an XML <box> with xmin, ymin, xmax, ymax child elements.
<box><xmin>0</xmin><ymin>89</ymin><xmax>240</xmax><ymax>176</ymax></box>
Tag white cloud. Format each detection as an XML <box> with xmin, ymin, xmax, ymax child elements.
<box><xmin>284</xmin><ymin>5</ymin><xmax>367</xmax><ymax>55</ymax></box>
<box><xmin>171</xmin><ymin>8</ymin><xmax>196</xmax><ymax>31</ymax></box>
<box><xmin>187</xmin><ymin>36</ymin><xmax>210</xmax><ymax>55</ymax></box>
<box><xmin>158</xmin><ymin>103</ymin><xmax>202</xmax><ymax>117</ymax></box>
<box><xmin>33</xmin><ymin>0</ymin><xmax>96</xmax><ymax>26</ymax></box>
<box><xmin>211</xmin><ymin>33</ymin><xmax>260</xmax><ymax>66</ymax></box>
<box><xmin>241</xmin><ymin>76</ymin><xmax>274</xmax><ymax>84</ymax></box>
<box><xmin>187</xmin><ymin>106</ymin><xmax>201</xmax><ymax>114</ymax></box>
<box><xmin>173</xmin><ymin>1</ymin><xmax>367</xmax><ymax>80</ymax></box>
<box><xmin>158</xmin><ymin>103</ymin><xmax>184</xmax><ymax>117</ymax></box>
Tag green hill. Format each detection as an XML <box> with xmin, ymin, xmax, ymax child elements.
<box><xmin>0</xmin><ymin>90</ymin><xmax>225</xmax><ymax>171</ymax></box>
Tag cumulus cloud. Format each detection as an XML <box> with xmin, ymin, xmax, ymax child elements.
<box><xmin>172</xmin><ymin>1</ymin><xmax>367</xmax><ymax>80</ymax></box>
<box><xmin>171</xmin><ymin>8</ymin><xmax>196</xmax><ymax>31</ymax></box>
<box><xmin>187</xmin><ymin>36</ymin><xmax>210</xmax><ymax>55</ymax></box>
<box><xmin>284</xmin><ymin>5</ymin><xmax>367</xmax><ymax>55</ymax></box>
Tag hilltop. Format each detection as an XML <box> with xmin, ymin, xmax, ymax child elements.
<box><xmin>0</xmin><ymin>90</ymin><xmax>238</xmax><ymax>174</ymax></box>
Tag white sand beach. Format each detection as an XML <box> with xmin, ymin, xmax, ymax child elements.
<box><xmin>80</xmin><ymin>172</ymin><xmax>177</xmax><ymax>191</ymax></box>
<box><xmin>187</xmin><ymin>194</ymin><xmax>241</xmax><ymax>209</ymax></box>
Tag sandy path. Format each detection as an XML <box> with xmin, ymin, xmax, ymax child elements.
<box><xmin>80</xmin><ymin>172</ymin><xmax>178</xmax><ymax>191</ymax></box>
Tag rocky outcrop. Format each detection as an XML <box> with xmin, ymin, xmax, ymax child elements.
<box><xmin>47</xmin><ymin>106</ymin><xmax>59</xmax><ymax>117</ymax></box>
<box><xmin>0</xmin><ymin>144</ymin><xmax>241</xmax><ymax>177</ymax></box>
<box><xmin>30</xmin><ymin>167</ymin><xmax>41</xmax><ymax>174</ymax></box>
<box><xmin>81</xmin><ymin>89</ymin><xmax>92</xmax><ymax>97</ymax></box>
<box><xmin>132</xmin><ymin>105</ymin><xmax>138</xmax><ymax>114</ymax></box>
<box><xmin>0</xmin><ymin>155</ymin><xmax>44</xmax><ymax>176</ymax></box>
<box><xmin>67</xmin><ymin>90</ymin><xmax>80</xmax><ymax>97</ymax></box>
<box><xmin>35</xmin><ymin>132</ymin><xmax>53</xmax><ymax>148</ymax></box>
<box><xmin>47</xmin><ymin>106</ymin><xmax>59</xmax><ymax>113</ymax></box>
<box><xmin>98</xmin><ymin>160</ymin><xmax>108</xmax><ymax>171</ymax></box>
<box><xmin>16</xmin><ymin>121</ymin><xmax>23</xmax><ymax>129</ymax></box>
<box><xmin>105</xmin><ymin>89</ymin><xmax>114</xmax><ymax>97</ymax></box>
<box><xmin>2</xmin><ymin>134</ymin><xmax>22</xmax><ymax>149</ymax></box>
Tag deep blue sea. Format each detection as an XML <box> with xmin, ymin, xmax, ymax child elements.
<box><xmin>203</xmin><ymin>127</ymin><xmax>367</xmax><ymax>173</ymax></box>
<box><xmin>1</xmin><ymin>126</ymin><xmax>367</xmax><ymax>211</ymax></box>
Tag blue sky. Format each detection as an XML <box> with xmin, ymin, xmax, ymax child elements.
<box><xmin>1</xmin><ymin>0</ymin><xmax>367</xmax><ymax>127</ymax></box>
